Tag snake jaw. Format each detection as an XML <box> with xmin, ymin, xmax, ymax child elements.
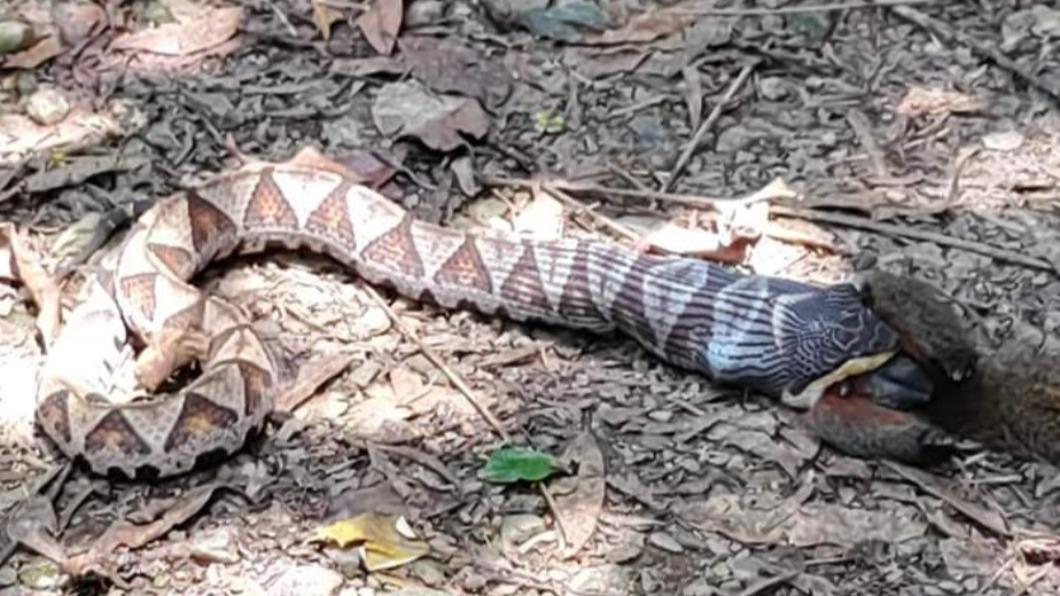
<box><xmin>782</xmin><ymin>350</ymin><xmax>898</xmax><ymax>410</ymax></box>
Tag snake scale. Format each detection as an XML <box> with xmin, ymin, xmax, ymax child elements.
<box><xmin>33</xmin><ymin>150</ymin><xmax>907</xmax><ymax>478</ymax></box>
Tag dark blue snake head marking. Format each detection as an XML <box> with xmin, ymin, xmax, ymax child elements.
<box><xmin>700</xmin><ymin>278</ymin><xmax>902</xmax><ymax>399</ymax></box>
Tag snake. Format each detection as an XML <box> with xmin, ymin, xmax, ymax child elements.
<box><xmin>30</xmin><ymin>149</ymin><xmax>935</xmax><ymax>478</ymax></box>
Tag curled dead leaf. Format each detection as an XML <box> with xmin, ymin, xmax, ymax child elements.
<box><xmin>110</xmin><ymin>6</ymin><xmax>242</xmax><ymax>56</ymax></box>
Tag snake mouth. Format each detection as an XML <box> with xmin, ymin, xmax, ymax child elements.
<box><xmin>782</xmin><ymin>352</ymin><xmax>935</xmax><ymax>411</ymax></box>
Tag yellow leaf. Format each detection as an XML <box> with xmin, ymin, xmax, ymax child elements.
<box><xmin>311</xmin><ymin>0</ymin><xmax>344</xmax><ymax>40</ymax></box>
<box><xmin>313</xmin><ymin>512</ymin><xmax>429</xmax><ymax>572</ymax></box>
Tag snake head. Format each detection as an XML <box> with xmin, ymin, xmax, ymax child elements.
<box><xmin>803</xmin><ymin>269</ymin><xmax>1056</xmax><ymax>464</ymax></box>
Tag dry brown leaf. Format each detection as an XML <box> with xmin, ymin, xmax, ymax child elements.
<box><xmin>64</xmin><ymin>484</ymin><xmax>227</xmax><ymax>576</ymax></box>
<box><xmin>884</xmin><ymin>461</ymin><xmax>1011</xmax><ymax>537</ymax></box>
<box><xmin>587</xmin><ymin>6</ymin><xmax>695</xmax><ymax>45</ymax></box>
<box><xmin>554</xmin><ymin>431</ymin><xmax>606</xmax><ymax>557</ymax></box>
<box><xmin>311</xmin><ymin>0</ymin><xmax>345</xmax><ymax>40</ymax></box>
<box><xmin>274</xmin><ymin>351</ymin><xmax>357</xmax><ymax>413</ymax></box>
<box><xmin>51</xmin><ymin>1</ymin><xmax>106</xmax><ymax>46</ymax></box>
<box><xmin>5</xmin><ymin>496</ymin><xmax>65</xmax><ymax>563</ymax></box>
<box><xmin>398</xmin><ymin>36</ymin><xmax>513</xmax><ymax>110</ymax></box>
<box><xmin>372</xmin><ymin>80</ymin><xmax>489</xmax><ymax>152</ymax></box>
<box><xmin>0</xmin><ymin>223</ymin><xmax>61</xmax><ymax>343</ymax></box>
<box><xmin>3</xmin><ymin>35</ymin><xmax>62</xmax><ymax>69</ymax></box>
<box><xmin>896</xmin><ymin>87</ymin><xmax>985</xmax><ymax>117</ymax></box>
<box><xmin>0</xmin><ymin>107</ymin><xmax>127</xmax><ymax>165</ymax></box>
<box><xmin>356</xmin><ymin>0</ymin><xmax>403</xmax><ymax>55</ymax></box>
<box><xmin>110</xmin><ymin>6</ymin><xmax>242</xmax><ymax>56</ymax></box>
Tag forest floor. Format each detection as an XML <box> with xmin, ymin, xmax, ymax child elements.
<box><xmin>2</xmin><ymin>0</ymin><xmax>1060</xmax><ymax>594</ymax></box>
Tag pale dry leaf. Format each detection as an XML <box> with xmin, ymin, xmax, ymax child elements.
<box><xmin>682</xmin><ymin>65</ymin><xmax>702</xmax><ymax>129</ymax></box>
<box><xmin>51</xmin><ymin>1</ymin><xmax>106</xmax><ymax>46</ymax></box>
<box><xmin>588</xmin><ymin>6</ymin><xmax>695</xmax><ymax>45</ymax></box>
<box><xmin>2</xmin><ymin>35</ymin><xmax>62</xmax><ymax>70</ymax></box>
<box><xmin>356</xmin><ymin>0</ymin><xmax>403</xmax><ymax>55</ymax></box>
<box><xmin>64</xmin><ymin>483</ymin><xmax>227</xmax><ymax>576</ymax></box>
<box><xmin>0</xmin><ymin>108</ymin><xmax>125</xmax><ymax>165</ymax></box>
<box><xmin>371</xmin><ymin>80</ymin><xmax>489</xmax><ymax>151</ymax></box>
<box><xmin>110</xmin><ymin>6</ymin><xmax>242</xmax><ymax>56</ymax></box>
<box><xmin>896</xmin><ymin>87</ymin><xmax>984</xmax><ymax>117</ymax></box>
<box><xmin>640</xmin><ymin>223</ymin><xmax>747</xmax><ymax>262</ymax></box>
<box><xmin>398</xmin><ymin>36</ymin><xmax>513</xmax><ymax>110</ymax></box>
<box><xmin>512</xmin><ymin>188</ymin><xmax>565</xmax><ymax>240</ymax></box>
<box><xmin>1</xmin><ymin>224</ymin><xmax>61</xmax><ymax>343</ymax></box>
<box><xmin>554</xmin><ymin>431</ymin><xmax>606</xmax><ymax>557</ymax></box>
<box><xmin>274</xmin><ymin>351</ymin><xmax>357</xmax><ymax>413</ymax></box>
<box><xmin>982</xmin><ymin>130</ymin><xmax>1024</xmax><ymax>152</ymax></box>
<box><xmin>311</xmin><ymin>0</ymin><xmax>344</xmax><ymax>40</ymax></box>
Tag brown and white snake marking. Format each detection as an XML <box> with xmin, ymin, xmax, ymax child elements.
<box><xmin>33</xmin><ymin>150</ymin><xmax>911</xmax><ymax>478</ymax></box>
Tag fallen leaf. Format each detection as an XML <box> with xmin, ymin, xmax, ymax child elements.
<box><xmin>640</xmin><ymin>223</ymin><xmax>747</xmax><ymax>262</ymax></box>
<box><xmin>274</xmin><ymin>351</ymin><xmax>357</xmax><ymax>413</ymax></box>
<box><xmin>312</xmin><ymin>0</ymin><xmax>345</xmax><ymax>40</ymax></box>
<box><xmin>554</xmin><ymin>431</ymin><xmax>606</xmax><ymax>557</ymax></box>
<box><xmin>51</xmin><ymin>1</ymin><xmax>106</xmax><ymax>46</ymax></box>
<box><xmin>110</xmin><ymin>6</ymin><xmax>242</xmax><ymax>56</ymax></box>
<box><xmin>1</xmin><ymin>223</ymin><xmax>61</xmax><ymax>343</ymax></box>
<box><xmin>512</xmin><ymin>188</ymin><xmax>565</xmax><ymax>240</ymax></box>
<box><xmin>982</xmin><ymin>130</ymin><xmax>1024</xmax><ymax>152</ymax></box>
<box><xmin>356</xmin><ymin>0</ymin><xmax>403</xmax><ymax>55</ymax></box>
<box><xmin>2</xmin><ymin>35</ymin><xmax>62</xmax><ymax>69</ymax></box>
<box><xmin>883</xmin><ymin>461</ymin><xmax>1011</xmax><ymax>537</ymax></box>
<box><xmin>587</xmin><ymin>6</ymin><xmax>695</xmax><ymax>45</ymax></box>
<box><xmin>330</xmin><ymin>55</ymin><xmax>407</xmax><ymax>77</ymax></box>
<box><xmin>5</xmin><ymin>496</ymin><xmax>65</xmax><ymax>563</ymax></box>
<box><xmin>371</xmin><ymin>80</ymin><xmax>489</xmax><ymax>151</ymax></box>
<box><xmin>896</xmin><ymin>87</ymin><xmax>984</xmax><ymax>117</ymax></box>
<box><xmin>64</xmin><ymin>484</ymin><xmax>228</xmax><ymax>576</ymax></box>
<box><xmin>313</xmin><ymin>512</ymin><xmax>429</xmax><ymax>572</ymax></box>
<box><xmin>398</xmin><ymin>37</ymin><xmax>513</xmax><ymax>111</ymax></box>
<box><xmin>520</xmin><ymin>1</ymin><xmax>608</xmax><ymax>41</ymax></box>
<box><xmin>482</xmin><ymin>447</ymin><xmax>561</xmax><ymax>484</ymax></box>
<box><xmin>682</xmin><ymin>66</ymin><xmax>702</xmax><ymax>129</ymax></box>
<box><xmin>0</xmin><ymin>105</ymin><xmax>129</xmax><ymax>165</ymax></box>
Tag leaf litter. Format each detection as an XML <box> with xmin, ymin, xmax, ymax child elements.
<box><xmin>0</xmin><ymin>0</ymin><xmax>1059</xmax><ymax>594</ymax></box>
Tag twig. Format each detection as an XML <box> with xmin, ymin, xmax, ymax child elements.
<box><xmin>772</xmin><ymin>206</ymin><xmax>1055</xmax><ymax>273</ymax></box>
<box><xmin>736</xmin><ymin>569</ymin><xmax>801</xmax><ymax>596</ymax></box>
<box><xmin>891</xmin><ymin>5</ymin><xmax>1060</xmax><ymax>103</ymax></box>
<box><xmin>542</xmin><ymin>185</ymin><xmax>641</xmax><ymax>242</ymax></box>
<box><xmin>362</xmin><ymin>286</ymin><xmax>510</xmax><ymax>441</ymax></box>
<box><xmin>846</xmin><ymin>109</ymin><xmax>889</xmax><ymax>179</ymax></box>
<box><xmin>537</xmin><ymin>482</ymin><xmax>570</xmax><ymax>551</ymax></box>
<box><xmin>678</xmin><ymin>0</ymin><xmax>937</xmax><ymax>16</ymax></box>
<box><xmin>663</xmin><ymin>62</ymin><xmax>756</xmax><ymax>192</ymax></box>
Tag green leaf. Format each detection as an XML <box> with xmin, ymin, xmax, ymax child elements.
<box><xmin>482</xmin><ymin>447</ymin><xmax>559</xmax><ymax>484</ymax></box>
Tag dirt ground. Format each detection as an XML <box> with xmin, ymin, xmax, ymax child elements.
<box><xmin>2</xmin><ymin>0</ymin><xmax>1060</xmax><ymax>594</ymax></box>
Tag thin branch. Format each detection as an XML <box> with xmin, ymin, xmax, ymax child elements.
<box><xmin>663</xmin><ymin>62</ymin><xmax>756</xmax><ymax>193</ymax></box>
<box><xmin>362</xmin><ymin>286</ymin><xmax>511</xmax><ymax>442</ymax></box>
<box><xmin>772</xmin><ymin>206</ymin><xmax>1054</xmax><ymax>273</ymax></box>
<box><xmin>678</xmin><ymin>0</ymin><xmax>938</xmax><ymax>16</ymax></box>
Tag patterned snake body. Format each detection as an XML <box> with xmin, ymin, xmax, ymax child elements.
<box><xmin>35</xmin><ymin>151</ymin><xmax>900</xmax><ymax>477</ymax></box>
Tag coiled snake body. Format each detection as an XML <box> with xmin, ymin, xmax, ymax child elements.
<box><xmin>34</xmin><ymin>151</ymin><xmax>904</xmax><ymax>478</ymax></box>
